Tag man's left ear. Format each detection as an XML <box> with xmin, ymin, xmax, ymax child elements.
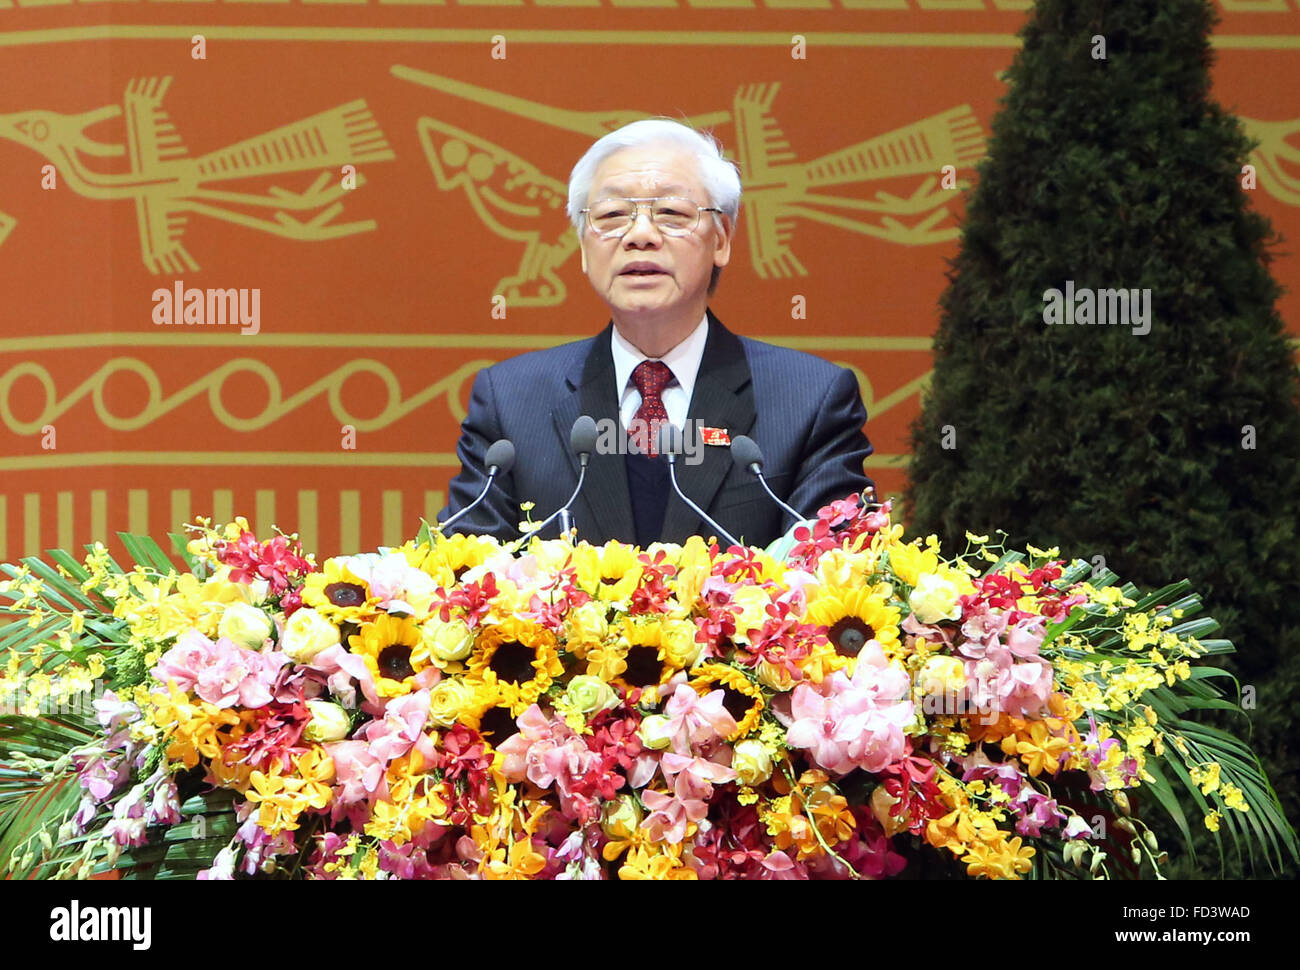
<box><xmin>713</xmin><ymin>213</ymin><xmax>734</xmax><ymax>268</ymax></box>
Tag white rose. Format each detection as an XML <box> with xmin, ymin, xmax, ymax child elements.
<box><xmin>280</xmin><ymin>607</ymin><xmax>341</xmax><ymax>663</ymax></box>
<box><xmin>919</xmin><ymin>655</ymin><xmax>966</xmax><ymax>695</ymax></box>
<box><xmin>428</xmin><ymin>678</ymin><xmax>477</xmax><ymax>728</ymax></box>
<box><xmin>565</xmin><ymin>675</ymin><xmax>619</xmax><ymax>715</ymax></box>
<box><xmin>217</xmin><ymin>602</ymin><xmax>274</xmax><ymax>649</ymax></box>
<box><xmin>422</xmin><ymin>618</ymin><xmax>475</xmax><ymax>664</ymax></box>
<box><xmin>731</xmin><ymin>739</ymin><xmax>774</xmax><ymax>785</ymax></box>
<box><xmin>908</xmin><ymin>572</ymin><xmax>963</xmax><ymax>625</ymax></box>
<box><xmin>303</xmin><ymin>700</ymin><xmax>352</xmax><ymax>742</ymax></box>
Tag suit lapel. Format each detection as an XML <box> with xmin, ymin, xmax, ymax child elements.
<box><xmin>553</xmin><ymin>324</ymin><xmax>635</xmax><ymax>543</ymax></box>
<box><xmin>661</xmin><ymin>311</ymin><xmax>756</xmax><ymax>543</ymax></box>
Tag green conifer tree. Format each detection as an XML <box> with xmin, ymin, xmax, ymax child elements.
<box><xmin>906</xmin><ymin>0</ymin><xmax>1300</xmax><ymax>874</ymax></box>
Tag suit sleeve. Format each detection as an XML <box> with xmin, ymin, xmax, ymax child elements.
<box><xmin>786</xmin><ymin>366</ymin><xmax>875</xmax><ymax>518</ymax></box>
<box><xmin>439</xmin><ymin>367</ymin><xmax>521</xmax><ymax>541</ymax></box>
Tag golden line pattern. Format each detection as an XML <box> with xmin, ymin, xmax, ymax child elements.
<box><xmin>0</xmin><ymin>77</ymin><xmax>395</xmax><ymax>274</ymax></box>
<box><xmin>0</xmin><ymin>0</ymin><xmax>1293</xmax><ymax>12</ymax></box>
<box><xmin>0</xmin><ymin>487</ymin><xmax>448</xmax><ymax>561</ymax></box>
<box><xmin>1</xmin><ymin>28</ymin><xmax>1297</xmax><ymax>51</ymax></box>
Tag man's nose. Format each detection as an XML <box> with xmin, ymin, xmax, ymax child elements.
<box><xmin>622</xmin><ymin>207</ymin><xmax>663</xmax><ymax>247</ymax></box>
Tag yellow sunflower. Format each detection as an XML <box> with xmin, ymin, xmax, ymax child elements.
<box><xmin>349</xmin><ymin>614</ymin><xmax>430</xmax><ymax>698</ymax></box>
<box><xmin>591</xmin><ymin>617</ymin><xmax>701</xmax><ymax>702</ymax></box>
<box><xmin>573</xmin><ymin>541</ymin><xmax>643</xmax><ymax>602</ymax></box>
<box><xmin>467</xmin><ymin>617</ymin><xmax>563</xmax><ymax>716</ymax></box>
<box><xmin>689</xmin><ymin>663</ymin><xmax>764</xmax><ymax>740</ymax></box>
<box><xmin>301</xmin><ymin>560</ymin><xmax>381</xmax><ymax>625</ymax></box>
<box><xmin>805</xmin><ymin>585</ymin><xmax>902</xmax><ymax>665</ymax></box>
<box><xmin>406</xmin><ymin>532</ymin><xmax>502</xmax><ymax>587</ymax></box>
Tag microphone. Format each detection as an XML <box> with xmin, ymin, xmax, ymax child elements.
<box><xmin>730</xmin><ymin>435</ymin><xmax>806</xmax><ymax>523</ymax></box>
<box><xmin>657</xmin><ymin>423</ymin><xmax>741</xmax><ymax>549</ymax></box>
<box><xmin>518</xmin><ymin>416</ymin><xmax>599</xmax><ymax>543</ymax></box>
<box><xmin>439</xmin><ymin>439</ymin><xmax>516</xmax><ymax>532</ymax></box>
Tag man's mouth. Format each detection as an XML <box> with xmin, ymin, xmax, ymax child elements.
<box><xmin>621</xmin><ymin>265</ymin><xmax>668</xmax><ymax>276</ymax></box>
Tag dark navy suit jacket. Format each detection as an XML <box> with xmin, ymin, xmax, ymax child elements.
<box><xmin>439</xmin><ymin>310</ymin><xmax>874</xmax><ymax>547</ymax></box>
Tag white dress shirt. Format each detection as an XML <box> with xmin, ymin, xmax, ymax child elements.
<box><xmin>611</xmin><ymin>314</ymin><xmax>709</xmax><ymax>432</ymax></box>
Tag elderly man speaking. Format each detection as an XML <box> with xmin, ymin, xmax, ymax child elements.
<box><xmin>440</xmin><ymin>118</ymin><xmax>874</xmax><ymax>548</ymax></box>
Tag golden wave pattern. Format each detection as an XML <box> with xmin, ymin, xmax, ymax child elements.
<box><xmin>0</xmin><ymin>356</ymin><xmax>491</xmax><ymax>435</ymax></box>
<box><xmin>0</xmin><ymin>338</ymin><xmax>930</xmax><ymax>436</ymax></box>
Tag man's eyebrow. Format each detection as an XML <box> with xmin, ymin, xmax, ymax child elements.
<box><xmin>596</xmin><ymin>183</ymin><xmax>691</xmax><ymax>196</ymax></box>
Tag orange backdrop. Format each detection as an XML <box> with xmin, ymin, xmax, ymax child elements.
<box><xmin>2</xmin><ymin>1</ymin><xmax>1298</xmax><ymax>562</ymax></box>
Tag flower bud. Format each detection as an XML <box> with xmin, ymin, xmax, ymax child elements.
<box><xmin>303</xmin><ymin>700</ymin><xmax>352</xmax><ymax>742</ymax></box>
<box><xmin>422</xmin><ymin>618</ymin><xmax>474</xmax><ymax>665</ymax></box>
<box><xmin>1113</xmin><ymin>790</ymin><xmax>1131</xmax><ymax>816</ymax></box>
<box><xmin>870</xmin><ymin>784</ymin><xmax>908</xmax><ymax>837</ymax></box>
<box><xmin>1143</xmin><ymin>830</ymin><xmax>1159</xmax><ymax>852</ymax></box>
<box><xmin>218</xmin><ymin>602</ymin><xmax>274</xmax><ymax>650</ymax></box>
<box><xmin>639</xmin><ymin>714</ymin><xmax>673</xmax><ymax>750</ymax></box>
<box><xmin>1114</xmin><ymin>817</ymin><xmax>1136</xmax><ymax>836</ymax></box>
<box><xmin>280</xmin><ymin>607</ymin><xmax>341</xmax><ymax>663</ymax></box>
<box><xmin>731</xmin><ymin>739</ymin><xmax>774</xmax><ymax>786</ymax></box>
<box><xmin>755</xmin><ymin>659</ymin><xmax>795</xmax><ymax>692</ymax></box>
<box><xmin>1130</xmin><ymin>843</ymin><xmax>1143</xmax><ymax>865</ymax></box>
<box><xmin>600</xmin><ymin>795</ymin><xmax>643</xmax><ymax>840</ymax></box>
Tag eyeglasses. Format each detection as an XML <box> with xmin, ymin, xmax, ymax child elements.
<box><xmin>581</xmin><ymin>197</ymin><xmax>723</xmax><ymax>238</ymax></box>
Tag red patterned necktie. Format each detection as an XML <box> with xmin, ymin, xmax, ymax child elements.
<box><xmin>629</xmin><ymin>360</ymin><xmax>675</xmax><ymax>457</ymax></box>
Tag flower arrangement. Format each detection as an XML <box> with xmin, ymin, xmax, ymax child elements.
<box><xmin>0</xmin><ymin>495</ymin><xmax>1294</xmax><ymax>879</ymax></box>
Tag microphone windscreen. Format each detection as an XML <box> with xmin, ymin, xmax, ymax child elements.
<box><xmin>730</xmin><ymin>434</ymin><xmax>763</xmax><ymax>470</ymax></box>
<box><xmin>570</xmin><ymin>415</ymin><xmax>599</xmax><ymax>456</ymax></box>
<box><xmin>485</xmin><ymin>438</ymin><xmax>516</xmax><ymax>475</ymax></box>
<box><xmin>656</xmin><ymin>422</ymin><xmax>682</xmax><ymax>457</ymax></box>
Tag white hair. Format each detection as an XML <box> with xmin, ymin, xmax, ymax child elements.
<box><xmin>566</xmin><ymin>118</ymin><xmax>743</xmax><ymax>233</ymax></box>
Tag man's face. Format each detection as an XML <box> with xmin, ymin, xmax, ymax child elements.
<box><xmin>579</xmin><ymin>143</ymin><xmax>732</xmax><ymax>319</ymax></box>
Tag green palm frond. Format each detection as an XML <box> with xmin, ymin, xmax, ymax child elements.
<box><xmin>0</xmin><ymin>705</ymin><xmax>100</xmax><ymax>878</ymax></box>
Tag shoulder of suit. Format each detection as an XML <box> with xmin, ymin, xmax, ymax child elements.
<box><xmin>477</xmin><ymin>333</ymin><xmax>600</xmax><ymax>380</ymax></box>
<box><xmin>736</xmin><ymin>333</ymin><xmax>850</xmax><ymax>381</ymax></box>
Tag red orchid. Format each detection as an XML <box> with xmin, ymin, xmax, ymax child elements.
<box><xmin>433</xmin><ymin>573</ymin><xmax>498</xmax><ymax>627</ymax></box>
<box><xmin>216</xmin><ymin>530</ymin><xmax>315</xmax><ymax>594</ymax></box>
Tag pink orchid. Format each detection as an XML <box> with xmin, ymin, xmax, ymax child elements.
<box><xmin>662</xmin><ymin>684</ymin><xmax>737</xmax><ymax>754</ymax></box>
<box><xmin>782</xmin><ymin>645</ymin><xmax>913</xmax><ymax>775</ymax></box>
<box><xmin>153</xmin><ymin>629</ymin><xmax>286</xmax><ymax>709</ymax></box>
<box><xmin>344</xmin><ymin>552</ymin><xmax>437</xmax><ymax>616</ymax></box>
<box><xmin>759</xmin><ymin>850</ymin><xmax>806</xmax><ymax>880</ymax></box>
<box><xmin>303</xmin><ymin>644</ymin><xmax>382</xmax><ymax>712</ymax></box>
<box><xmin>358</xmin><ymin>689</ymin><xmax>434</xmax><ymax>764</ymax></box>
<box><xmin>659</xmin><ymin>752</ymin><xmax>736</xmax><ymax>798</ymax></box>
<box><xmin>640</xmin><ymin>775</ymin><xmax>710</xmax><ymax>845</ymax></box>
<box><xmin>325</xmin><ymin>740</ymin><xmax>389</xmax><ymax>810</ymax></box>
